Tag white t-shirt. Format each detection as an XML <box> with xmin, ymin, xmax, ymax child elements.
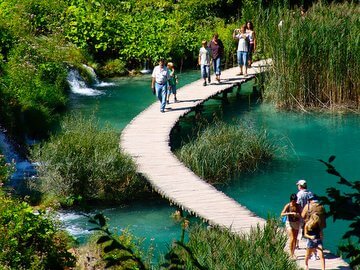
<box><xmin>152</xmin><ymin>65</ymin><xmax>169</xmax><ymax>84</ymax></box>
<box><xmin>199</xmin><ymin>47</ymin><xmax>211</xmax><ymax>65</ymax></box>
<box><xmin>236</xmin><ymin>33</ymin><xmax>249</xmax><ymax>52</ymax></box>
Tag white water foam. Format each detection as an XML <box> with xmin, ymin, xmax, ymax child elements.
<box><xmin>58</xmin><ymin>211</ymin><xmax>92</xmax><ymax>238</ymax></box>
<box><xmin>67</xmin><ymin>69</ymin><xmax>104</xmax><ymax>96</ymax></box>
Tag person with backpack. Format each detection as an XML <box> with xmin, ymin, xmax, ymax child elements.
<box><xmin>296</xmin><ymin>179</ymin><xmax>314</xmax><ymax>248</ymax></box>
<box><xmin>301</xmin><ymin>194</ymin><xmax>327</xmax><ymax>233</ymax></box>
<box><xmin>302</xmin><ymin>194</ymin><xmax>326</xmax><ymax>261</ymax></box>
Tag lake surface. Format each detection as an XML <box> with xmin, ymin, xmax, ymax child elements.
<box><xmin>65</xmin><ymin>70</ymin><xmax>357</xmax><ymax>255</ymax></box>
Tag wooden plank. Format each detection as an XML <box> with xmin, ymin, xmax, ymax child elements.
<box><xmin>120</xmin><ymin>59</ymin><xmax>350</xmax><ymax>269</ymax></box>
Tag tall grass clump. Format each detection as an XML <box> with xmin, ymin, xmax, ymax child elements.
<box><xmin>249</xmin><ymin>2</ymin><xmax>360</xmax><ymax>110</ymax></box>
<box><xmin>30</xmin><ymin>114</ymin><xmax>145</xmax><ymax>207</ymax></box>
<box><xmin>180</xmin><ymin>220</ymin><xmax>299</xmax><ymax>270</ymax></box>
<box><xmin>175</xmin><ymin>121</ymin><xmax>275</xmax><ymax>184</ymax></box>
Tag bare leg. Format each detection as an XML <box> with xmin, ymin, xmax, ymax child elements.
<box><xmin>317</xmin><ymin>246</ymin><xmax>325</xmax><ymax>270</ymax></box>
<box><xmin>305</xmin><ymin>248</ymin><xmax>313</xmax><ymax>270</ymax></box>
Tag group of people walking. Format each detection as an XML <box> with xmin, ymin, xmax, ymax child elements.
<box><xmin>281</xmin><ymin>180</ymin><xmax>327</xmax><ymax>270</ymax></box>
<box><xmin>151</xmin><ymin>59</ymin><xmax>178</xmax><ymax>113</ymax></box>
<box><xmin>151</xmin><ymin>21</ymin><xmax>256</xmax><ymax>113</ymax></box>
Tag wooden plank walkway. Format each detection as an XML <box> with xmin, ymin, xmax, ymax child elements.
<box><xmin>120</xmin><ymin>59</ymin><xmax>350</xmax><ymax>270</ymax></box>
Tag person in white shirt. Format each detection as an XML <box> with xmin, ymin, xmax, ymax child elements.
<box><xmin>198</xmin><ymin>40</ymin><xmax>211</xmax><ymax>86</ymax></box>
<box><xmin>233</xmin><ymin>25</ymin><xmax>250</xmax><ymax>76</ymax></box>
<box><xmin>151</xmin><ymin>58</ymin><xmax>169</xmax><ymax>113</ymax></box>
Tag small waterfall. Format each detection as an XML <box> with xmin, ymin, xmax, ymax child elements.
<box><xmin>67</xmin><ymin>69</ymin><xmax>104</xmax><ymax>96</ymax></box>
<box><xmin>140</xmin><ymin>60</ymin><xmax>152</xmax><ymax>74</ymax></box>
<box><xmin>0</xmin><ymin>129</ymin><xmax>36</xmax><ymax>187</ymax></box>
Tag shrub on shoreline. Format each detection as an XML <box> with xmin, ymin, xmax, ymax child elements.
<box><xmin>0</xmin><ymin>190</ymin><xmax>76</xmax><ymax>269</ymax></box>
<box><xmin>182</xmin><ymin>220</ymin><xmax>299</xmax><ymax>270</ymax></box>
<box><xmin>175</xmin><ymin>121</ymin><xmax>275</xmax><ymax>184</ymax></box>
<box><xmin>29</xmin><ymin>114</ymin><xmax>146</xmax><ymax>207</ymax></box>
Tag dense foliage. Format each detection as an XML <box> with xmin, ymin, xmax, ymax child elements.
<box><xmin>0</xmin><ymin>190</ymin><xmax>76</xmax><ymax>269</ymax></box>
<box><xmin>30</xmin><ymin>115</ymin><xmax>147</xmax><ymax>206</ymax></box>
<box><xmin>0</xmin><ymin>154</ymin><xmax>13</xmax><ymax>185</ymax></box>
<box><xmin>176</xmin><ymin>121</ymin><xmax>275</xmax><ymax>183</ymax></box>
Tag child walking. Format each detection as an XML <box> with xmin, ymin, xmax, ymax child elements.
<box><xmin>166</xmin><ymin>62</ymin><xmax>178</xmax><ymax>103</ymax></box>
<box><xmin>198</xmin><ymin>40</ymin><xmax>211</xmax><ymax>86</ymax></box>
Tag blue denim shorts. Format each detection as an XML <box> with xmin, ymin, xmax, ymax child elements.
<box><xmin>307</xmin><ymin>238</ymin><xmax>323</xmax><ymax>249</ymax></box>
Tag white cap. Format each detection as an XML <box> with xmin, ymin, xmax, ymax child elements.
<box><xmin>296</xmin><ymin>179</ymin><xmax>307</xmax><ymax>186</ymax></box>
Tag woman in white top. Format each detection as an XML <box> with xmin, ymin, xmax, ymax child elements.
<box><xmin>198</xmin><ymin>40</ymin><xmax>211</xmax><ymax>86</ymax></box>
<box><xmin>233</xmin><ymin>25</ymin><xmax>250</xmax><ymax>76</ymax></box>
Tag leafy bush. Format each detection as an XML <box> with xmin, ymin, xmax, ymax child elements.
<box><xmin>98</xmin><ymin>58</ymin><xmax>127</xmax><ymax>77</ymax></box>
<box><xmin>0</xmin><ymin>190</ymin><xmax>76</xmax><ymax>269</ymax></box>
<box><xmin>0</xmin><ymin>154</ymin><xmax>14</xmax><ymax>186</ymax></box>
<box><xmin>30</xmin><ymin>114</ymin><xmax>146</xmax><ymax>206</ymax></box>
<box><xmin>176</xmin><ymin>121</ymin><xmax>275</xmax><ymax>183</ymax></box>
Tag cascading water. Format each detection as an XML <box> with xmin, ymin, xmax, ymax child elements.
<box><xmin>0</xmin><ymin>129</ymin><xmax>36</xmax><ymax>187</ymax></box>
<box><xmin>67</xmin><ymin>65</ymin><xmax>115</xmax><ymax>96</ymax></box>
<box><xmin>67</xmin><ymin>69</ymin><xmax>104</xmax><ymax>96</ymax></box>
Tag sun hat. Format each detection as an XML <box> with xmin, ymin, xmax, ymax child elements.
<box><xmin>296</xmin><ymin>179</ymin><xmax>307</xmax><ymax>186</ymax></box>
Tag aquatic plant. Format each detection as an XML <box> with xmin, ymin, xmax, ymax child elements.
<box><xmin>183</xmin><ymin>220</ymin><xmax>299</xmax><ymax>270</ymax></box>
<box><xmin>29</xmin><ymin>114</ymin><xmax>147</xmax><ymax>207</ymax></box>
<box><xmin>176</xmin><ymin>121</ymin><xmax>275</xmax><ymax>183</ymax></box>
<box><xmin>251</xmin><ymin>2</ymin><xmax>360</xmax><ymax>110</ymax></box>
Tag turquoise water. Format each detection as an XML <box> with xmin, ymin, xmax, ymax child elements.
<box><xmin>67</xmin><ymin>71</ymin><xmax>357</xmax><ymax>255</ymax></box>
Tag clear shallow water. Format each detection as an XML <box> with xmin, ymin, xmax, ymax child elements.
<box><xmin>67</xmin><ymin>71</ymin><xmax>357</xmax><ymax>255</ymax></box>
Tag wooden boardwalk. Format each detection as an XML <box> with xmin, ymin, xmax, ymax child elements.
<box><xmin>120</xmin><ymin>59</ymin><xmax>350</xmax><ymax>269</ymax></box>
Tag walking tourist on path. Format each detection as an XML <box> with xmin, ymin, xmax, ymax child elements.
<box><xmin>233</xmin><ymin>25</ymin><xmax>250</xmax><ymax>76</ymax></box>
<box><xmin>151</xmin><ymin>58</ymin><xmax>169</xmax><ymax>113</ymax></box>
<box><xmin>208</xmin><ymin>33</ymin><xmax>224</xmax><ymax>83</ymax></box>
<box><xmin>304</xmin><ymin>212</ymin><xmax>326</xmax><ymax>270</ymax></box>
<box><xmin>296</xmin><ymin>179</ymin><xmax>314</xmax><ymax>248</ymax></box>
<box><xmin>166</xmin><ymin>62</ymin><xmax>178</xmax><ymax>104</ymax></box>
<box><xmin>198</xmin><ymin>40</ymin><xmax>211</xmax><ymax>86</ymax></box>
<box><xmin>281</xmin><ymin>193</ymin><xmax>302</xmax><ymax>259</ymax></box>
<box><xmin>246</xmin><ymin>21</ymin><xmax>256</xmax><ymax>67</ymax></box>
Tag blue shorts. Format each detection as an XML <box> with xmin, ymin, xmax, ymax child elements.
<box><xmin>307</xmin><ymin>238</ymin><xmax>322</xmax><ymax>249</ymax></box>
<box><xmin>237</xmin><ymin>51</ymin><xmax>248</xmax><ymax>66</ymax></box>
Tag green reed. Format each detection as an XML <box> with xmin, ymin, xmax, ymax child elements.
<box><xmin>181</xmin><ymin>220</ymin><xmax>299</xmax><ymax>270</ymax></box>
<box><xmin>175</xmin><ymin>121</ymin><xmax>274</xmax><ymax>184</ymax></box>
<box><xmin>251</xmin><ymin>2</ymin><xmax>359</xmax><ymax>110</ymax></box>
<box><xmin>30</xmin><ymin>114</ymin><xmax>146</xmax><ymax>207</ymax></box>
